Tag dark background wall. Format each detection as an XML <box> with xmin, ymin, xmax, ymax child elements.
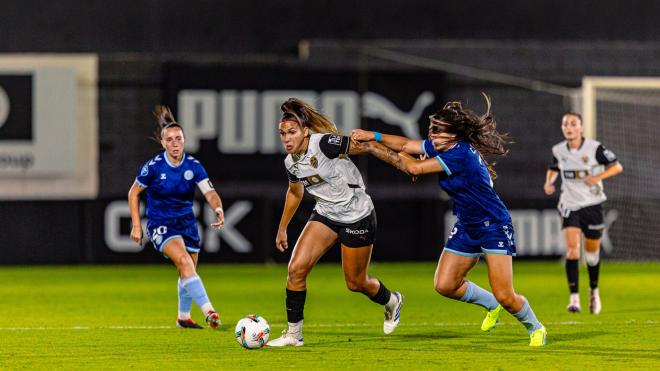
<box><xmin>0</xmin><ymin>0</ymin><xmax>656</xmax><ymax>263</ymax></box>
<box><xmin>2</xmin><ymin>0</ymin><xmax>660</xmax><ymax>54</ymax></box>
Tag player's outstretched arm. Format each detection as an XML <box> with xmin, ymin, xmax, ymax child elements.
<box><xmin>359</xmin><ymin>141</ymin><xmax>444</xmax><ymax>176</ymax></box>
<box><xmin>351</xmin><ymin>129</ymin><xmax>424</xmax><ymax>155</ymax></box>
<box><xmin>276</xmin><ymin>181</ymin><xmax>304</xmax><ymax>252</ymax></box>
<box><xmin>128</xmin><ymin>182</ymin><xmax>145</xmax><ymax>245</ymax></box>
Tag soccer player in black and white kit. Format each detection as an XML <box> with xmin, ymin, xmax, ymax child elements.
<box><xmin>544</xmin><ymin>113</ymin><xmax>623</xmax><ymax>314</ymax></box>
<box><xmin>267</xmin><ymin>98</ymin><xmax>403</xmax><ymax>347</ymax></box>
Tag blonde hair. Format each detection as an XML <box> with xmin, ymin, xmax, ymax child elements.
<box><xmin>280</xmin><ymin>98</ymin><xmax>339</xmax><ymax>135</ymax></box>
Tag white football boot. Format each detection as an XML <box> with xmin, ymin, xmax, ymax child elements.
<box><xmin>383</xmin><ymin>292</ymin><xmax>403</xmax><ymax>334</ymax></box>
<box><xmin>266</xmin><ymin>329</ymin><xmax>304</xmax><ymax>347</ymax></box>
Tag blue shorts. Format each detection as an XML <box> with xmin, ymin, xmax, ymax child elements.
<box><xmin>444</xmin><ymin>220</ymin><xmax>516</xmax><ymax>257</ymax></box>
<box><xmin>147</xmin><ymin>214</ymin><xmax>201</xmax><ymax>254</ymax></box>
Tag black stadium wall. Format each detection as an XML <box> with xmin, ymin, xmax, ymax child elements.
<box><xmin>2</xmin><ymin>0</ymin><xmax>660</xmax><ymax>53</ymax></box>
<box><xmin>1</xmin><ymin>1</ymin><xmax>657</xmax><ymax>263</ymax></box>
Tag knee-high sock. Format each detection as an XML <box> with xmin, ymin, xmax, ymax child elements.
<box><xmin>565</xmin><ymin>259</ymin><xmax>579</xmax><ymax>294</ymax></box>
<box><xmin>286</xmin><ymin>289</ymin><xmax>306</xmax><ymax>327</ymax></box>
<box><xmin>178</xmin><ymin>278</ymin><xmax>193</xmax><ymax>319</ymax></box>
<box><xmin>513</xmin><ymin>298</ymin><xmax>543</xmax><ymax>334</ymax></box>
<box><xmin>458</xmin><ymin>281</ymin><xmax>499</xmax><ymax>311</ymax></box>
<box><xmin>585</xmin><ymin>250</ymin><xmax>600</xmax><ymax>289</ymax></box>
<box><xmin>181</xmin><ymin>275</ymin><xmax>213</xmax><ymax>313</ymax></box>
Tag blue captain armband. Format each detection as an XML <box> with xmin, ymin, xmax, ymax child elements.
<box><xmin>374</xmin><ymin>131</ymin><xmax>383</xmax><ymax>142</ymax></box>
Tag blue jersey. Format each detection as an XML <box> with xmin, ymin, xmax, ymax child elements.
<box><xmin>135</xmin><ymin>152</ymin><xmax>210</xmax><ymax>221</ymax></box>
<box><xmin>422</xmin><ymin>140</ymin><xmax>510</xmax><ymax>225</ymax></box>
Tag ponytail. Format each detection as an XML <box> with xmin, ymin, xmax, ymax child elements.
<box><xmin>280</xmin><ymin>98</ymin><xmax>339</xmax><ymax>135</ymax></box>
<box><xmin>152</xmin><ymin>105</ymin><xmax>182</xmax><ymax>141</ymax></box>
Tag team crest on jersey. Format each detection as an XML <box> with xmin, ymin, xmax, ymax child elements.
<box><xmin>184</xmin><ymin>170</ymin><xmax>194</xmax><ymax>180</ymax></box>
<box><xmin>160</xmin><ymin>173</ymin><xmax>167</xmax><ymax>180</ymax></box>
<box><xmin>582</xmin><ymin>155</ymin><xmax>589</xmax><ymax>164</ymax></box>
<box><xmin>310</xmin><ymin>156</ymin><xmax>318</xmax><ymax>168</ymax></box>
<box><xmin>140</xmin><ymin>165</ymin><xmax>149</xmax><ymax>176</ymax></box>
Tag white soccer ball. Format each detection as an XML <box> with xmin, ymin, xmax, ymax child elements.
<box><xmin>235</xmin><ymin>315</ymin><xmax>270</xmax><ymax>349</ymax></box>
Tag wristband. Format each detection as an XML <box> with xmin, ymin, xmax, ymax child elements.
<box><xmin>374</xmin><ymin>131</ymin><xmax>383</xmax><ymax>142</ymax></box>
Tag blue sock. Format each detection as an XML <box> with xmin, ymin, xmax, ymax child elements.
<box><xmin>181</xmin><ymin>275</ymin><xmax>211</xmax><ymax>310</ymax></box>
<box><xmin>459</xmin><ymin>281</ymin><xmax>499</xmax><ymax>310</ymax></box>
<box><xmin>513</xmin><ymin>299</ymin><xmax>543</xmax><ymax>334</ymax></box>
<box><xmin>178</xmin><ymin>278</ymin><xmax>193</xmax><ymax>315</ymax></box>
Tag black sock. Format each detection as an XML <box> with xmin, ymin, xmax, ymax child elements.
<box><xmin>587</xmin><ymin>262</ymin><xmax>600</xmax><ymax>289</ymax></box>
<box><xmin>369</xmin><ymin>280</ymin><xmax>392</xmax><ymax>305</ymax></box>
<box><xmin>565</xmin><ymin>259</ymin><xmax>579</xmax><ymax>294</ymax></box>
<box><xmin>285</xmin><ymin>289</ymin><xmax>306</xmax><ymax>323</ymax></box>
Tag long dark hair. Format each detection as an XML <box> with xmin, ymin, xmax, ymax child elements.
<box><xmin>429</xmin><ymin>93</ymin><xmax>511</xmax><ymax>179</ymax></box>
<box><xmin>152</xmin><ymin>105</ymin><xmax>182</xmax><ymax>141</ymax></box>
<box><xmin>280</xmin><ymin>98</ymin><xmax>339</xmax><ymax>134</ymax></box>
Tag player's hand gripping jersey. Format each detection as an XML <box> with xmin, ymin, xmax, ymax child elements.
<box><xmin>284</xmin><ymin>134</ymin><xmax>374</xmax><ymax>224</ymax></box>
<box><xmin>135</xmin><ymin>152</ymin><xmax>214</xmax><ymax>221</ymax></box>
<box><xmin>421</xmin><ymin>139</ymin><xmax>510</xmax><ymax>225</ymax></box>
<box><xmin>550</xmin><ymin>138</ymin><xmax>618</xmax><ymax>213</ymax></box>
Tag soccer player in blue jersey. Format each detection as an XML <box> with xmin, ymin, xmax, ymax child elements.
<box><xmin>352</xmin><ymin>95</ymin><xmax>547</xmax><ymax>346</ymax></box>
<box><xmin>128</xmin><ymin>106</ymin><xmax>225</xmax><ymax>330</ymax></box>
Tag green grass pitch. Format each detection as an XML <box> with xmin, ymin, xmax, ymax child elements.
<box><xmin>1</xmin><ymin>261</ymin><xmax>659</xmax><ymax>370</ymax></box>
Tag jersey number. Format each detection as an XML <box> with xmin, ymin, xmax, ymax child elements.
<box><xmin>152</xmin><ymin>226</ymin><xmax>168</xmax><ymax>239</ymax></box>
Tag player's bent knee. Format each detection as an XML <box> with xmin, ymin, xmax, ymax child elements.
<box><xmin>287</xmin><ymin>263</ymin><xmax>310</xmax><ymax>285</ymax></box>
<box><xmin>175</xmin><ymin>256</ymin><xmax>196</xmax><ymax>277</ymax></box>
<box><xmin>344</xmin><ymin>278</ymin><xmax>366</xmax><ymax>293</ymax></box>
<box><xmin>173</xmin><ymin>254</ymin><xmax>192</xmax><ymax>269</ymax></box>
<box><xmin>434</xmin><ymin>280</ymin><xmax>459</xmax><ymax>297</ymax></box>
<box><xmin>493</xmin><ymin>290</ymin><xmax>516</xmax><ymax>309</ymax></box>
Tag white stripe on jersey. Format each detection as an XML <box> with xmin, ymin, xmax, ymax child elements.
<box><xmin>284</xmin><ymin>134</ymin><xmax>374</xmax><ymax>224</ymax></box>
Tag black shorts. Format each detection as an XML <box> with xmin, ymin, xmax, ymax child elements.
<box><xmin>561</xmin><ymin>204</ymin><xmax>604</xmax><ymax>239</ymax></box>
<box><xmin>309</xmin><ymin>210</ymin><xmax>377</xmax><ymax>248</ymax></box>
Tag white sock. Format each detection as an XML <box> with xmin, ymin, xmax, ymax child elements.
<box><xmin>570</xmin><ymin>293</ymin><xmax>580</xmax><ymax>305</ymax></box>
<box><xmin>288</xmin><ymin>320</ymin><xmax>303</xmax><ymax>335</ymax></box>
<box><xmin>590</xmin><ymin>288</ymin><xmax>599</xmax><ymax>296</ymax></box>
<box><xmin>201</xmin><ymin>303</ymin><xmax>215</xmax><ymax>314</ymax></box>
<box><xmin>178</xmin><ymin>311</ymin><xmax>191</xmax><ymax>320</ymax></box>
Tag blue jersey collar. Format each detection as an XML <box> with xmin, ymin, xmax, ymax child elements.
<box><xmin>163</xmin><ymin>152</ymin><xmax>186</xmax><ymax>168</ymax></box>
